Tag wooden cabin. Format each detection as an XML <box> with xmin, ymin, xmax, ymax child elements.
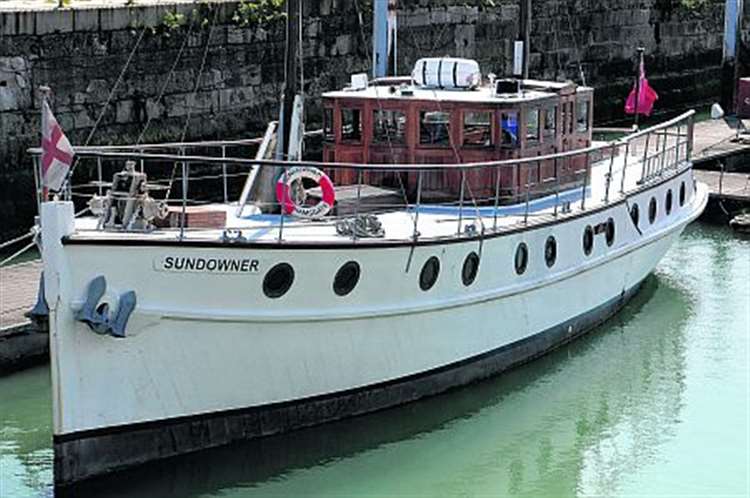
<box><xmin>321</xmin><ymin>72</ymin><xmax>594</xmax><ymax>203</ymax></box>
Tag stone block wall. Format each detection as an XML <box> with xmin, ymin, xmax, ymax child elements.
<box><xmin>0</xmin><ymin>0</ymin><xmax>732</xmax><ymax>239</ymax></box>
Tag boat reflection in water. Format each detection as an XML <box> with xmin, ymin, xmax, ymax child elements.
<box><xmin>56</xmin><ymin>273</ymin><xmax>691</xmax><ymax>498</ymax></box>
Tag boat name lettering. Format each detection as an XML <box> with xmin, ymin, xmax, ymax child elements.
<box><xmin>156</xmin><ymin>256</ymin><xmax>260</xmax><ymax>274</ymax></box>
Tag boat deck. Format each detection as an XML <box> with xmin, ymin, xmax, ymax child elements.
<box><xmin>70</xmin><ymin>152</ymin><xmax>684</xmax><ymax>246</ymax></box>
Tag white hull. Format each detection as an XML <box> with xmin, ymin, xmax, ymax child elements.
<box><xmin>42</xmin><ymin>163</ymin><xmax>708</xmax><ymax>484</ymax></box>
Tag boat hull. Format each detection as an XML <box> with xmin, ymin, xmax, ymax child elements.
<box><xmin>45</xmin><ymin>171</ymin><xmax>708</xmax><ymax>486</ymax></box>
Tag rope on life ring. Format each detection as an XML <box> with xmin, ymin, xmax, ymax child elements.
<box><xmin>276</xmin><ymin>166</ymin><xmax>336</xmax><ymax>218</ymax></box>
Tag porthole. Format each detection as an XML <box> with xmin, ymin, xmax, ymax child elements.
<box><xmin>679</xmin><ymin>181</ymin><xmax>686</xmax><ymax>206</ymax></box>
<box><xmin>605</xmin><ymin>218</ymin><xmax>615</xmax><ymax>247</ymax></box>
<box><xmin>333</xmin><ymin>261</ymin><xmax>360</xmax><ymax>296</ymax></box>
<box><xmin>544</xmin><ymin>236</ymin><xmax>557</xmax><ymax>268</ymax></box>
<box><xmin>263</xmin><ymin>263</ymin><xmax>294</xmax><ymax>299</ymax></box>
<box><xmin>630</xmin><ymin>203</ymin><xmax>639</xmax><ymax>228</ymax></box>
<box><xmin>666</xmin><ymin>189</ymin><xmax>673</xmax><ymax>215</ymax></box>
<box><xmin>583</xmin><ymin>226</ymin><xmax>594</xmax><ymax>256</ymax></box>
<box><xmin>420</xmin><ymin>256</ymin><xmax>440</xmax><ymax>291</ymax></box>
<box><xmin>462</xmin><ymin>252</ymin><xmax>480</xmax><ymax>286</ymax></box>
<box><xmin>515</xmin><ymin>243</ymin><xmax>529</xmax><ymax>275</ymax></box>
<box><xmin>649</xmin><ymin>197</ymin><xmax>657</xmax><ymax>224</ymax></box>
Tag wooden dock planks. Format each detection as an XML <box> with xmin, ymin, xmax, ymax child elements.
<box><xmin>0</xmin><ymin>260</ymin><xmax>42</xmax><ymax>331</ymax></box>
<box><xmin>694</xmin><ymin>170</ymin><xmax>750</xmax><ymax>202</ymax></box>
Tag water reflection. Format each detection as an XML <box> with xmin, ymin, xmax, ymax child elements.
<box><xmin>54</xmin><ymin>273</ymin><xmax>692</xmax><ymax>498</ymax></box>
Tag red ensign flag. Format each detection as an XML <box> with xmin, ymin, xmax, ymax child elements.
<box><xmin>625</xmin><ymin>61</ymin><xmax>659</xmax><ymax>117</ymax></box>
<box><xmin>41</xmin><ymin>100</ymin><xmax>74</xmax><ymax>192</ymax></box>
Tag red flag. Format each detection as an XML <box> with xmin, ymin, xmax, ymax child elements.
<box><xmin>625</xmin><ymin>61</ymin><xmax>659</xmax><ymax>117</ymax></box>
<box><xmin>41</xmin><ymin>100</ymin><xmax>74</xmax><ymax>192</ymax></box>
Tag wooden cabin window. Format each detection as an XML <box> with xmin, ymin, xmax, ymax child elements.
<box><xmin>420</xmin><ymin>111</ymin><xmax>451</xmax><ymax>147</ymax></box>
<box><xmin>501</xmin><ymin>112</ymin><xmax>519</xmax><ymax>148</ymax></box>
<box><xmin>544</xmin><ymin>107</ymin><xmax>557</xmax><ymax>137</ymax></box>
<box><xmin>527</xmin><ymin>108</ymin><xmax>540</xmax><ymax>142</ymax></box>
<box><xmin>341</xmin><ymin>108</ymin><xmax>362</xmax><ymax>142</ymax></box>
<box><xmin>463</xmin><ymin>111</ymin><xmax>492</xmax><ymax>147</ymax></box>
<box><xmin>576</xmin><ymin>100</ymin><xmax>590</xmax><ymax>132</ymax></box>
<box><xmin>373</xmin><ymin>109</ymin><xmax>406</xmax><ymax>144</ymax></box>
<box><xmin>323</xmin><ymin>108</ymin><xmax>334</xmax><ymax>142</ymax></box>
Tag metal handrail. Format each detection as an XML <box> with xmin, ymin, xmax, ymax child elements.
<box><xmin>27</xmin><ymin>111</ymin><xmax>695</xmax><ymax>173</ymax></box>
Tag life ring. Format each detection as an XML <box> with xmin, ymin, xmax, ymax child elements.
<box><xmin>276</xmin><ymin>166</ymin><xmax>336</xmax><ymax>218</ymax></box>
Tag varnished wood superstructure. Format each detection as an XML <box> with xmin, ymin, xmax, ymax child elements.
<box><xmin>322</xmin><ymin>78</ymin><xmax>594</xmax><ymax>201</ymax></box>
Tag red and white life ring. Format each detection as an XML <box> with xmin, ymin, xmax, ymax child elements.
<box><xmin>276</xmin><ymin>166</ymin><xmax>336</xmax><ymax>218</ymax></box>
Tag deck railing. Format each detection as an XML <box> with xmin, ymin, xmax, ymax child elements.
<box><xmin>28</xmin><ymin>111</ymin><xmax>695</xmax><ymax>243</ymax></box>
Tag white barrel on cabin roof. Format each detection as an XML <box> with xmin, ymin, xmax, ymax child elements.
<box><xmin>411</xmin><ymin>57</ymin><xmax>481</xmax><ymax>90</ymax></box>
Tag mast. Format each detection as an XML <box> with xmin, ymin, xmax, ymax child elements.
<box><xmin>279</xmin><ymin>0</ymin><xmax>301</xmax><ymax>157</ymax></box>
<box><xmin>519</xmin><ymin>0</ymin><xmax>531</xmax><ymax>79</ymax></box>
<box><xmin>373</xmin><ymin>0</ymin><xmax>398</xmax><ymax>78</ymax></box>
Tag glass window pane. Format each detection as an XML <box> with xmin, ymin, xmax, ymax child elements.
<box><xmin>577</xmin><ymin>100</ymin><xmax>590</xmax><ymax>132</ymax></box>
<box><xmin>544</xmin><ymin>107</ymin><xmax>557</xmax><ymax>136</ymax></box>
<box><xmin>527</xmin><ymin>108</ymin><xmax>540</xmax><ymax>142</ymax></box>
<box><xmin>420</xmin><ymin>111</ymin><xmax>451</xmax><ymax>146</ymax></box>
<box><xmin>373</xmin><ymin>109</ymin><xmax>406</xmax><ymax>144</ymax></box>
<box><xmin>501</xmin><ymin>112</ymin><xmax>519</xmax><ymax>148</ymax></box>
<box><xmin>341</xmin><ymin>108</ymin><xmax>362</xmax><ymax>142</ymax></box>
<box><xmin>463</xmin><ymin>111</ymin><xmax>492</xmax><ymax>147</ymax></box>
<box><xmin>324</xmin><ymin>108</ymin><xmax>334</xmax><ymax>142</ymax></box>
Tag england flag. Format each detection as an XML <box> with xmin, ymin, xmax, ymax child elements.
<box><xmin>41</xmin><ymin>100</ymin><xmax>75</xmax><ymax>192</ymax></box>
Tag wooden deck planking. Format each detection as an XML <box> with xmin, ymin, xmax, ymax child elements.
<box><xmin>0</xmin><ymin>260</ymin><xmax>42</xmax><ymax>331</ymax></box>
<box><xmin>692</xmin><ymin>119</ymin><xmax>750</xmax><ymax>165</ymax></box>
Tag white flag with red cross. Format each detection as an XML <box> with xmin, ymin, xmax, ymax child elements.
<box><xmin>41</xmin><ymin>100</ymin><xmax>75</xmax><ymax>192</ymax></box>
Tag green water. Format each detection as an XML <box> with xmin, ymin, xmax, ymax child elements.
<box><xmin>1</xmin><ymin>222</ymin><xmax>748</xmax><ymax>498</ymax></box>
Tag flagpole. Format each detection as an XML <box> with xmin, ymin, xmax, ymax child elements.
<box><xmin>633</xmin><ymin>47</ymin><xmax>644</xmax><ymax>131</ymax></box>
<box><xmin>38</xmin><ymin>86</ymin><xmax>51</xmax><ymax>202</ymax></box>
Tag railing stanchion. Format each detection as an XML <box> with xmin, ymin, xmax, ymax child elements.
<box><xmin>580</xmin><ymin>152</ymin><xmax>589</xmax><ymax>210</ymax></box>
<box><xmin>278</xmin><ymin>166</ymin><xmax>287</xmax><ymax>243</ymax></box>
<box><xmin>524</xmin><ymin>166</ymin><xmax>531</xmax><ymax>225</ymax></box>
<box><xmin>493</xmin><ymin>166</ymin><xmax>501</xmax><ymax>230</ymax></box>
<box><xmin>675</xmin><ymin>123</ymin><xmax>681</xmax><ymax>167</ymax></box>
<box><xmin>180</xmin><ymin>161</ymin><xmax>188</xmax><ymax>241</ymax></box>
<box><xmin>620</xmin><ymin>141</ymin><xmax>630</xmax><ymax>194</ymax></box>
<box><xmin>353</xmin><ymin>170</ymin><xmax>363</xmax><ymax>242</ymax></box>
<box><xmin>457</xmin><ymin>170</ymin><xmax>466</xmax><ymax>235</ymax></box>
<box><xmin>413</xmin><ymin>171</ymin><xmax>423</xmax><ymax>241</ymax></box>
<box><xmin>96</xmin><ymin>157</ymin><xmax>103</xmax><ymax>196</ymax></box>
<box><xmin>659</xmin><ymin>129</ymin><xmax>668</xmax><ymax>175</ymax></box>
<box><xmin>32</xmin><ymin>155</ymin><xmax>42</xmax><ymax>212</ymax></box>
<box><xmin>641</xmin><ymin>133</ymin><xmax>651</xmax><ymax>183</ymax></box>
<box><xmin>605</xmin><ymin>143</ymin><xmax>615</xmax><ymax>203</ymax></box>
<box><xmin>221</xmin><ymin>145</ymin><xmax>228</xmax><ymax>204</ymax></box>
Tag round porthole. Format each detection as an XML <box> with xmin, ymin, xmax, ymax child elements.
<box><xmin>630</xmin><ymin>203</ymin><xmax>640</xmax><ymax>228</ymax></box>
<box><xmin>544</xmin><ymin>236</ymin><xmax>557</xmax><ymax>268</ymax></box>
<box><xmin>263</xmin><ymin>263</ymin><xmax>294</xmax><ymax>299</ymax></box>
<box><xmin>583</xmin><ymin>226</ymin><xmax>594</xmax><ymax>256</ymax></box>
<box><xmin>515</xmin><ymin>243</ymin><xmax>529</xmax><ymax>275</ymax></box>
<box><xmin>333</xmin><ymin>261</ymin><xmax>360</xmax><ymax>296</ymax></box>
<box><xmin>649</xmin><ymin>197</ymin><xmax>657</xmax><ymax>224</ymax></box>
<box><xmin>605</xmin><ymin>218</ymin><xmax>615</xmax><ymax>247</ymax></box>
<box><xmin>679</xmin><ymin>181</ymin><xmax>686</xmax><ymax>206</ymax></box>
<box><xmin>666</xmin><ymin>190</ymin><xmax>673</xmax><ymax>215</ymax></box>
<box><xmin>420</xmin><ymin>256</ymin><xmax>440</xmax><ymax>291</ymax></box>
<box><xmin>462</xmin><ymin>252</ymin><xmax>480</xmax><ymax>286</ymax></box>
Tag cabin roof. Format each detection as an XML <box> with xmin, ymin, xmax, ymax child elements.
<box><xmin>322</xmin><ymin>80</ymin><xmax>594</xmax><ymax>105</ymax></box>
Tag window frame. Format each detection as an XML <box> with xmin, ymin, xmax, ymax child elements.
<box><xmin>500</xmin><ymin>110</ymin><xmax>520</xmax><ymax>149</ymax></box>
<box><xmin>372</xmin><ymin>108</ymin><xmax>407</xmax><ymax>145</ymax></box>
<box><xmin>340</xmin><ymin>107</ymin><xmax>363</xmax><ymax>143</ymax></box>
<box><xmin>462</xmin><ymin>110</ymin><xmax>494</xmax><ymax>148</ymax></box>
<box><xmin>418</xmin><ymin>109</ymin><xmax>453</xmax><ymax>148</ymax></box>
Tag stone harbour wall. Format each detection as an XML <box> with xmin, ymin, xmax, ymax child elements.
<box><xmin>0</xmin><ymin>0</ymin><xmax>732</xmax><ymax>238</ymax></box>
